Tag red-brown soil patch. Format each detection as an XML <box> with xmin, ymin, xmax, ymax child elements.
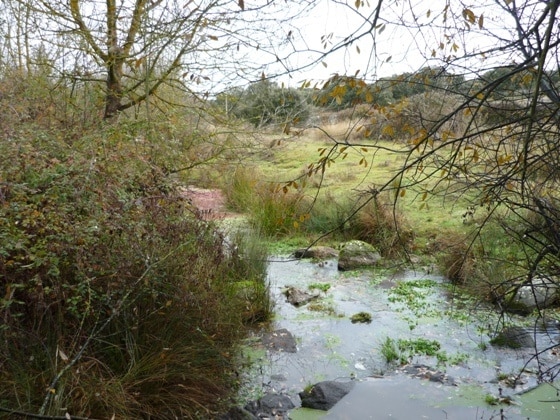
<box><xmin>178</xmin><ymin>186</ymin><xmax>238</xmax><ymax>221</ymax></box>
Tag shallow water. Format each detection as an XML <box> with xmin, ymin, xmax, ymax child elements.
<box><xmin>240</xmin><ymin>256</ymin><xmax>560</xmax><ymax>419</ymax></box>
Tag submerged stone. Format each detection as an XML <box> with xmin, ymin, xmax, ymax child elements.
<box><xmin>283</xmin><ymin>286</ymin><xmax>320</xmax><ymax>307</ymax></box>
<box><xmin>490</xmin><ymin>326</ymin><xmax>535</xmax><ymax>349</ymax></box>
<box><xmin>262</xmin><ymin>328</ymin><xmax>297</xmax><ymax>353</ymax></box>
<box><xmin>244</xmin><ymin>393</ymin><xmax>295</xmax><ymax>418</ymax></box>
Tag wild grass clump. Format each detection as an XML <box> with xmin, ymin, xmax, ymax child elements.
<box><xmin>0</xmin><ymin>122</ymin><xmax>270</xmax><ymax>418</ymax></box>
<box><xmin>304</xmin><ymin>192</ymin><xmax>355</xmax><ymax>237</ymax></box>
<box><xmin>224</xmin><ymin>167</ymin><xmax>308</xmax><ymax>237</ymax></box>
<box><xmin>434</xmin><ymin>232</ymin><xmax>477</xmax><ymax>285</ymax></box>
<box><xmin>348</xmin><ymin>195</ymin><xmax>414</xmax><ymax>258</ymax></box>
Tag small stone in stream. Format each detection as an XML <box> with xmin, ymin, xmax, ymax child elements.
<box><xmin>244</xmin><ymin>393</ymin><xmax>295</xmax><ymax>419</ymax></box>
<box><xmin>283</xmin><ymin>286</ymin><xmax>320</xmax><ymax>307</ymax></box>
<box><xmin>299</xmin><ymin>380</ymin><xmax>355</xmax><ymax>411</ymax></box>
<box><xmin>292</xmin><ymin>246</ymin><xmax>339</xmax><ymax>259</ymax></box>
<box><xmin>262</xmin><ymin>328</ymin><xmax>297</xmax><ymax>353</ymax></box>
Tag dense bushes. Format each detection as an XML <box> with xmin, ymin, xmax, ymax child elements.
<box><xmin>216</xmin><ymin>80</ymin><xmax>310</xmax><ymax>128</ymax></box>
<box><xmin>0</xmin><ymin>122</ymin><xmax>270</xmax><ymax>418</ymax></box>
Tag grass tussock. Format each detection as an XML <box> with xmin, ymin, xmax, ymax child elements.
<box><xmin>349</xmin><ymin>195</ymin><xmax>414</xmax><ymax>258</ymax></box>
<box><xmin>225</xmin><ymin>166</ymin><xmax>308</xmax><ymax>237</ymax></box>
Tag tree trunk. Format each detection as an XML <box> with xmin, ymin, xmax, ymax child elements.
<box><xmin>104</xmin><ymin>55</ymin><xmax>124</xmax><ymax>120</ymax></box>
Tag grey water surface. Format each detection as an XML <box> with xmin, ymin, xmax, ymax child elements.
<box><xmin>240</xmin><ymin>256</ymin><xmax>560</xmax><ymax>419</ymax></box>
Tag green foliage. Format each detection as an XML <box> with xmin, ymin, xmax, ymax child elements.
<box><xmin>217</xmin><ymin>80</ymin><xmax>310</xmax><ymax>128</ymax></box>
<box><xmin>380</xmin><ymin>337</ymin><xmax>401</xmax><ymax>363</ymax></box>
<box><xmin>308</xmin><ymin>282</ymin><xmax>331</xmax><ymax>293</ymax></box>
<box><xmin>380</xmin><ymin>337</ymin><xmax>465</xmax><ymax>366</ymax></box>
<box><xmin>304</xmin><ymin>193</ymin><xmax>355</xmax><ymax>237</ymax></box>
<box><xmin>0</xmin><ymin>120</ymin><xmax>270</xmax><ymax>417</ymax></box>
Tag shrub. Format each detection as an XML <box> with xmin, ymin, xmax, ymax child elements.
<box><xmin>217</xmin><ymin>80</ymin><xmax>310</xmax><ymax>128</ymax></box>
<box><xmin>0</xmin><ymin>124</ymin><xmax>270</xmax><ymax>418</ymax></box>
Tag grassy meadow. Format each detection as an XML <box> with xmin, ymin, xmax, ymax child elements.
<box><xmin>211</xmin><ymin>111</ymin><xmax>531</xmax><ymax>302</ymax></box>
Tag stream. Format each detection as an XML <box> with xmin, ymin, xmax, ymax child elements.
<box><xmin>238</xmin><ymin>255</ymin><xmax>560</xmax><ymax>419</ymax></box>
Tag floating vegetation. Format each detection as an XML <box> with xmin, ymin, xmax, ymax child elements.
<box><xmin>350</xmin><ymin>311</ymin><xmax>373</xmax><ymax>324</ymax></box>
<box><xmin>388</xmin><ymin>279</ymin><xmax>440</xmax><ymax>329</ymax></box>
<box><xmin>308</xmin><ymin>282</ymin><xmax>332</xmax><ymax>293</ymax></box>
<box><xmin>380</xmin><ymin>337</ymin><xmax>468</xmax><ymax>366</ymax></box>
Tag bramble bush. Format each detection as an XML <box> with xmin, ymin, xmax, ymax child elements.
<box><xmin>0</xmin><ymin>111</ymin><xmax>270</xmax><ymax>417</ymax></box>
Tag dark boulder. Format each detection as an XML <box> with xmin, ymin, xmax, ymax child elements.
<box><xmin>299</xmin><ymin>380</ymin><xmax>355</xmax><ymax>411</ymax></box>
<box><xmin>244</xmin><ymin>393</ymin><xmax>295</xmax><ymax>418</ymax></box>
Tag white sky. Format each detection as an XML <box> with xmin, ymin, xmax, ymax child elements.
<box><xmin>266</xmin><ymin>0</ymin><xmax>536</xmax><ymax>88</ymax></box>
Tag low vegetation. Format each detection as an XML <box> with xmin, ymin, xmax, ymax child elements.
<box><xmin>380</xmin><ymin>337</ymin><xmax>467</xmax><ymax>367</ymax></box>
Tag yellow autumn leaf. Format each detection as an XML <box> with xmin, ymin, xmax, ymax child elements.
<box><xmin>400</xmin><ymin>189</ymin><xmax>406</xmax><ymax>197</ymax></box>
<box><xmin>382</xmin><ymin>125</ymin><xmax>395</xmax><ymax>137</ymax></box>
<box><xmin>463</xmin><ymin>8</ymin><xmax>475</xmax><ymax>24</ymax></box>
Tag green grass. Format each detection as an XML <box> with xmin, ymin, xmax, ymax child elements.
<box><xmin>308</xmin><ymin>282</ymin><xmax>332</xmax><ymax>293</ymax></box>
<box><xmin>380</xmin><ymin>337</ymin><xmax>468</xmax><ymax>366</ymax></box>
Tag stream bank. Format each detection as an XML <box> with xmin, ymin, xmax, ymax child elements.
<box><xmin>235</xmin><ymin>255</ymin><xmax>560</xmax><ymax>419</ymax></box>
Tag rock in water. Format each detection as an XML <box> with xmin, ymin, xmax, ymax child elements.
<box><xmin>283</xmin><ymin>286</ymin><xmax>319</xmax><ymax>307</ymax></box>
<box><xmin>491</xmin><ymin>326</ymin><xmax>535</xmax><ymax>349</ymax></box>
<box><xmin>338</xmin><ymin>240</ymin><xmax>381</xmax><ymax>271</ymax></box>
<box><xmin>262</xmin><ymin>328</ymin><xmax>297</xmax><ymax>353</ymax></box>
<box><xmin>244</xmin><ymin>394</ymin><xmax>295</xmax><ymax>418</ymax></box>
<box><xmin>292</xmin><ymin>246</ymin><xmax>339</xmax><ymax>259</ymax></box>
<box><xmin>505</xmin><ymin>276</ymin><xmax>559</xmax><ymax>314</ymax></box>
<box><xmin>299</xmin><ymin>380</ymin><xmax>355</xmax><ymax>411</ymax></box>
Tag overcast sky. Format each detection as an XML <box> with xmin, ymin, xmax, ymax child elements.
<box><xmin>265</xmin><ymin>0</ymin><xmax>533</xmax><ymax>88</ymax></box>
